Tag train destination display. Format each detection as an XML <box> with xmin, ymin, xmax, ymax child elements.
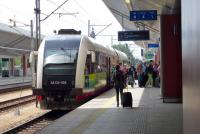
<box><xmin>118</xmin><ymin>30</ymin><xmax>150</xmax><ymax>41</ymax></box>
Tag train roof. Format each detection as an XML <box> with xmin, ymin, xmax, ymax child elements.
<box><xmin>115</xmin><ymin>49</ymin><xmax>128</xmax><ymax>61</ymax></box>
<box><xmin>43</xmin><ymin>34</ymin><xmax>128</xmax><ymax>61</ymax></box>
<box><xmin>85</xmin><ymin>36</ymin><xmax>115</xmax><ymax>56</ymax></box>
<box><xmin>82</xmin><ymin>36</ymin><xmax>128</xmax><ymax>61</ymax></box>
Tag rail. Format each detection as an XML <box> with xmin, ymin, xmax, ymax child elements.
<box><xmin>0</xmin><ymin>95</ymin><xmax>35</xmax><ymax>113</ymax></box>
<box><xmin>2</xmin><ymin>110</ymin><xmax>68</xmax><ymax>134</ymax></box>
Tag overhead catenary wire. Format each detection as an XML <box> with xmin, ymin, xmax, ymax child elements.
<box><xmin>46</xmin><ymin>0</ymin><xmax>75</xmax><ymax>14</ymax></box>
<box><xmin>73</xmin><ymin>0</ymin><xmax>96</xmax><ymax>21</ymax></box>
<box><xmin>95</xmin><ymin>23</ymin><xmax>112</xmax><ymax>36</ymax></box>
<box><xmin>45</xmin><ymin>0</ymin><xmax>88</xmax><ymax>26</ymax></box>
<box><xmin>41</xmin><ymin>0</ymin><xmax>70</xmax><ymax>22</ymax></box>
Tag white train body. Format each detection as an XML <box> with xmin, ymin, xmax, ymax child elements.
<box><xmin>31</xmin><ymin>33</ymin><xmax>127</xmax><ymax>109</ymax></box>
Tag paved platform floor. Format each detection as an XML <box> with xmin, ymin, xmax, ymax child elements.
<box><xmin>0</xmin><ymin>76</ymin><xmax>32</xmax><ymax>90</ymax></box>
<box><xmin>0</xmin><ymin>76</ymin><xmax>32</xmax><ymax>86</ymax></box>
<box><xmin>37</xmin><ymin>86</ymin><xmax>183</xmax><ymax>134</ymax></box>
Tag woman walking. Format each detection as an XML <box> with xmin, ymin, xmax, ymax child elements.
<box><xmin>112</xmin><ymin>65</ymin><xmax>125</xmax><ymax>107</ymax></box>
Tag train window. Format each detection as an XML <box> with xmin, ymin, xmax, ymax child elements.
<box><xmin>94</xmin><ymin>52</ymin><xmax>109</xmax><ymax>73</ymax></box>
<box><xmin>85</xmin><ymin>53</ymin><xmax>96</xmax><ymax>74</ymax></box>
<box><xmin>91</xmin><ymin>51</ymin><xmax>95</xmax><ymax>63</ymax></box>
<box><xmin>44</xmin><ymin>48</ymin><xmax>78</xmax><ymax>65</ymax></box>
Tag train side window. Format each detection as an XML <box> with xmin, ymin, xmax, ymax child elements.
<box><xmin>95</xmin><ymin>52</ymin><xmax>108</xmax><ymax>73</ymax></box>
<box><xmin>85</xmin><ymin>52</ymin><xmax>95</xmax><ymax>74</ymax></box>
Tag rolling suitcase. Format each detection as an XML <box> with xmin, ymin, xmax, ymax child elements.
<box><xmin>155</xmin><ymin>77</ymin><xmax>160</xmax><ymax>88</ymax></box>
<box><xmin>122</xmin><ymin>88</ymin><xmax>133</xmax><ymax>108</ymax></box>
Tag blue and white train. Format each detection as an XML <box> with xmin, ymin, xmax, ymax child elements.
<box><xmin>30</xmin><ymin>29</ymin><xmax>128</xmax><ymax>110</ymax></box>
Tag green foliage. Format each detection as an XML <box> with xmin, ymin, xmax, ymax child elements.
<box><xmin>112</xmin><ymin>43</ymin><xmax>134</xmax><ymax>63</ymax></box>
<box><xmin>112</xmin><ymin>43</ymin><xmax>142</xmax><ymax>66</ymax></box>
<box><xmin>15</xmin><ymin>57</ymin><xmax>21</xmax><ymax>66</ymax></box>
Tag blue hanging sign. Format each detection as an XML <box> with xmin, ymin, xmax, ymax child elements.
<box><xmin>130</xmin><ymin>10</ymin><xmax>157</xmax><ymax>21</ymax></box>
<box><xmin>118</xmin><ymin>30</ymin><xmax>150</xmax><ymax>41</ymax></box>
<box><xmin>148</xmin><ymin>44</ymin><xmax>159</xmax><ymax>48</ymax></box>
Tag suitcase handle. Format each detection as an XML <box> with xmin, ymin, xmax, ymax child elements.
<box><xmin>123</xmin><ymin>84</ymin><xmax>129</xmax><ymax>92</ymax></box>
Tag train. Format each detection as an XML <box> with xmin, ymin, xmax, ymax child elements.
<box><xmin>29</xmin><ymin>29</ymin><xmax>128</xmax><ymax>110</ymax></box>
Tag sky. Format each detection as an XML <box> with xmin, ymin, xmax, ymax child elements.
<box><xmin>0</xmin><ymin>0</ymin><xmax>142</xmax><ymax>59</ymax></box>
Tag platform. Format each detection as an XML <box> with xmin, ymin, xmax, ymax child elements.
<box><xmin>0</xmin><ymin>76</ymin><xmax>32</xmax><ymax>90</ymax></box>
<box><xmin>36</xmin><ymin>85</ymin><xmax>182</xmax><ymax>134</ymax></box>
<box><xmin>0</xmin><ymin>76</ymin><xmax>32</xmax><ymax>85</ymax></box>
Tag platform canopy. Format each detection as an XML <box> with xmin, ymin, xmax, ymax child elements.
<box><xmin>103</xmin><ymin>0</ymin><xmax>180</xmax><ymax>48</ymax></box>
<box><xmin>0</xmin><ymin>23</ymin><xmax>39</xmax><ymax>56</ymax></box>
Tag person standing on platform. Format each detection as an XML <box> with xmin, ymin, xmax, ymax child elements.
<box><xmin>112</xmin><ymin>64</ymin><xmax>125</xmax><ymax>107</ymax></box>
<box><xmin>127</xmin><ymin>66</ymin><xmax>135</xmax><ymax>87</ymax></box>
<box><xmin>137</xmin><ymin>63</ymin><xmax>143</xmax><ymax>87</ymax></box>
<box><xmin>119</xmin><ymin>63</ymin><xmax>123</xmax><ymax>70</ymax></box>
<box><xmin>145</xmin><ymin>63</ymin><xmax>154</xmax><ymax>88</ymax></box>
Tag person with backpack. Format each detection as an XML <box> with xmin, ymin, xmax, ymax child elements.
<box><xmin>127</xmin><ymin>66</ymin><xmax>135</xmax><ymax>87</ymax></box>
<box><xmin>112</xmin><ymin>64</ymin><xmax>125</xmax><ymax>107</ymax></box>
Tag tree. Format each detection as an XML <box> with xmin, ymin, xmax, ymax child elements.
<box><xmin>112</xmin><ymin>43</ymin><xmax>133</xmax><ymax>63</ymax></box>
<box><xmin>112</xmin><ymin>43</ymin><xmax>142</xmax><ymax>66</ymax></box>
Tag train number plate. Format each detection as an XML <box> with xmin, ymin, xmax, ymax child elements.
<box><xmin>50</xmin><ymin>81</ymin><xmax>67</xmax><ymax>85</ymax></box>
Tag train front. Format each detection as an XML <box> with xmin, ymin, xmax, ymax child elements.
<box><xmin>34</xmin><ymin>35</ymin><xmax>82</xmax><ymax>110</ymax></box>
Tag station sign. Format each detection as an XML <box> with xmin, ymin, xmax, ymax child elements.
<box><xmin>130</xmin><ymin>10</ymin><xmax>157</xmax><ymax>21</ymax></box>
<box><xmin>118</xmin><ymin>30</ymin><xmax>150</xmax><ymax>41</ymax></box>
<box><xmin>148</xmin><ymin>43</ymin><xmax>159</xmax><ymax>48</ymax></box>
<box><xmin>145</xmin><ymin>51</ymin><xmax>154</xmax><ymax>59</ymax></box>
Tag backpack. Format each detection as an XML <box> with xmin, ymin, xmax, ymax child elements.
<box><xmin>115</xmin><ymin>70</ymin><xmax>122</xmax><ymax>80</ymax></box>
<box><xmin>114</xmin><ymin>70</ymin><xmax>125</xmax><ymax>86</ymax></box>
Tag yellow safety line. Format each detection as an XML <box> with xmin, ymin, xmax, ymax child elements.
<box><xmin>69</xmin><ymin>94</ymin><xmax>116</xmax><ymax>134</ymax></box>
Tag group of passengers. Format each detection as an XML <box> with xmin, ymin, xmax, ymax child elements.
<box><xmin>112</xmin><ymin>61</ymin><xmax>160</xmax><ymax>107</ymax></box>
<box><xmin>136</xmin><ymin>60</ymin><xmax>160</xmax><ymax>88</ymax></box>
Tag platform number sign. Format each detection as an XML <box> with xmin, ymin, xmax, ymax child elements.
<box><xmin>130</xmin><ymin>10</ymin><xmax>157</xmax><ymax>21</ymax></box>
<box><xmin>148</xmin><ymin>44</ymin><xmax>159</xmax><ymax>48</ymax></box>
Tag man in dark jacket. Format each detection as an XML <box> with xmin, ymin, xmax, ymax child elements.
<box><xmin>113</xmin><ymin>64</ymin><xmax>125</xmax><ymax>107</ymax></box>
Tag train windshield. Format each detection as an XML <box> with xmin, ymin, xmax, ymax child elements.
<box><xmin>43</xmin><ymin>36</ymin><xmax>81</xmax><ymax>65</ymax></box>
<box><xmin>44</xmin><ymin>48</ymin><xmax>78</xmax><ymax>65</ymax></box>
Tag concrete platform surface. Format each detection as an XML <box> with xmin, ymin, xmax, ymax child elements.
<box><xmin>37</xmin><ymin>86</ymin><xmax>182</xmax><ymax>134</ymax></box>
<box><xmin>0</xmin><ymin>76</ymin><xmax>32</xmax><ymax>86</ymax></box>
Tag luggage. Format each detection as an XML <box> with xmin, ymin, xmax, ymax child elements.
<box><xmin>122</xmin><ymin>92</ymin><xmax>133</xmax><ymax>108</ymax></box>
<box><xmin>128</xmin><ymin>81</ymin><xmax>134</xmax><ymax>87</ymax></box>
<box><xmin>155</xmin><ymin>77</ymin><xmax>160</xmax><ymax>88</ymax></box>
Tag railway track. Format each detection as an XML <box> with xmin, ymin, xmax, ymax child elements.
<box><xmin>0</xmin><ymin>95</ymin><xmax>36</xmax><ymax>113</ymax></box>
<box><xmin>2</xmin><ymin>110</ymin><xmax>68</xmax><ymax>134</ymax></box>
